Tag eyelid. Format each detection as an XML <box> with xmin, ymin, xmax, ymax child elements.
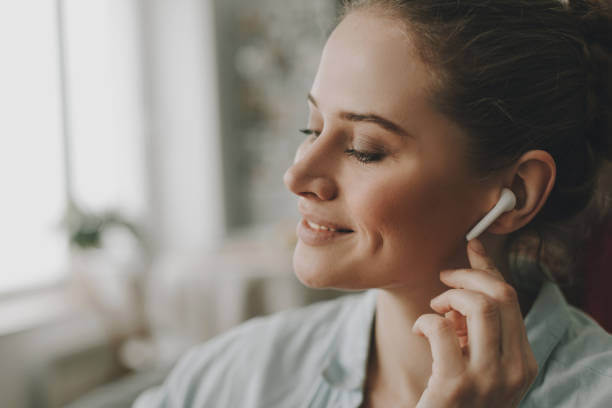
<box><xmin>297</xmin><ymin>128</ymin><xmax>386</xmax><ymax>164</ymax></box>
<box><xmin>345</xmin><ymin>149</ymin><xmax>384</xmax><ymax>164</ymax></box>
<box><xmin>353</xmin><ymin>136</ymin><xmax>388</xmax><ymax>154</ymax></box>
<box><xmin>298</xmin><ymin>128</ymin><xmax>321</xmax><ymax>138</ymax></box>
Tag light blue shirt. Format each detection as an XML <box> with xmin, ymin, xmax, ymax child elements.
<box><xmin>133</xmin><ymin>281</ymin><xmax>612</xmax><ymax>407</ymax></box>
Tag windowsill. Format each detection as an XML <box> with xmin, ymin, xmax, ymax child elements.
<box><xmin>0</xmin><ymin>275</ymin><xmax>68</xmax><ymax>300</ymax></box>
<box><xmin>0</xmin><ymin>279</ymin><xmax>83</xmax><ymax>337</ymax></box>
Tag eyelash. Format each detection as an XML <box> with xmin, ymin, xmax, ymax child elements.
<box><xmin>298</xmin><ymin>128</ymin><xmax>384</xmax><ymax>164</ymax></box>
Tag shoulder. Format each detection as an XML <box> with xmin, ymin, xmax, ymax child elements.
<box><xmin>133</xmin><ymin>291</ymin><xmax>366</xmax><ymax>407</ymax></box>
<box><xmin>525</xmin><ymin>305</ymin><xmax>612</xmax><ymax>407</ymax></box>
<box><xmin>560</xmin><ymin>305</ymin><xmax>612</xmax><ymax>369</ymax></box>
<box><xmin>550</xmin><ymin>306</ymin><xmax>612</xmax><ymax>383</ymax></box>
<box><xmin>185</xmin><ymin>290</ymin><xmax>363</xmax><ymax>379</ymax></box>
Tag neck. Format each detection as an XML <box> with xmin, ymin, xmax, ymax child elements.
<box><xmin>363</xmin><ymin>236</ymin><xmax>536</xmax><ymax>405</ymax></box>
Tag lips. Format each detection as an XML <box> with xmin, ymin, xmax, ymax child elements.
<box><xmin>298</xmin><ymin>212</ymin><xmax>354</xmax><ymax>233</ymax></box>
<box><xmin>297</xmin><ymin>217</ymin><xmax>354</xmax><ymax>246</ymax></box>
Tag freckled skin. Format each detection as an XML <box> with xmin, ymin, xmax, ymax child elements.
<box><xmin>283</xmin><ymin>10</ymin><xmax>494</xmax><ymax>292</ymax></box>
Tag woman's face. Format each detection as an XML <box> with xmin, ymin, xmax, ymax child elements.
<box><xmin>283</xmin><ymin>11</ymin><xmax>491</xmax><ymax>290</ymax></box>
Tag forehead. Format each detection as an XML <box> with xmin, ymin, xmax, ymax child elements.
<box><xmin>310</xmin><ymin>11</ymin><xmax>432</xmax><ymax>119</ymax></box>
<box><xmin>310</xmin><ymin>11</ymin><xmax>475</xmax><ymax>180</ymax></box>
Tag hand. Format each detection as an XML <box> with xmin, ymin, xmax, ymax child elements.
<box><xmin>412</xmin><ymin>238</ymin><xmax>538</xmax><ymax>408</ymax></box>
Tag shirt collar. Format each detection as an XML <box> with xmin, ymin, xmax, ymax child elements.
<box><xmin>320</xmin><ymin>280</ymin><xmax>570</xmax><ymax>391</ymax></box>
<box><xmin>523</xmin><ymin>280</ymin><xmax>570</xmax><ymax>373</ymax></box>
<box><xmin>321</xmin><ymin>288</ymin><xmax>378</xmax><ymax>391</ymax></box>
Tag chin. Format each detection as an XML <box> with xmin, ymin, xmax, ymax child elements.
<box><xmin>292</xmin><ymin>245</ymin><xmax>371</xmax><ymax>291</ymax></box>
<box><xmin>292</xmin><ymin>248</ymin><xmax>332</xmax><ymax>289</ymax></box>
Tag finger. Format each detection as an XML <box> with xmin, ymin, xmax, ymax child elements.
<box><xmin>445</xmin><ymin>310</ymin><xmax>469</xmax><ymax>348</ymax></box>
<box><xmin>430</xmin><ymin>289</ymin><xmax>502</xmax><ymax>368</ymax></box>
<box><xmin>440</xmin><ymin>269</ymin><xmax>527</xmax><ymax>360</ymax></box>
<box><xmin>467</xmin><ymin>238</ymin><xmax>503</xmax><ymax>280</ymax></box>
<box><xmin>412</xmin><ymin>314</ymin><xmax>466</xmax><ymax>377</ymax></box>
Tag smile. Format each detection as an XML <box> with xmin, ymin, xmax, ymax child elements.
<box><xmin>297</xmin><ymin>218</ymin><xmax>354</xmax><ymax>246</ymax></box>
<box><xmin>306</xmin><ymin>219</ymin><xmax>342</xmax><ymax>232</ymax></box>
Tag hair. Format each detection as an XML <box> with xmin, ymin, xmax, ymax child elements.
<box><xmin>337</xmin><ymin>0</ymin><xmax>612</xmax><ymax>295</ymax></box>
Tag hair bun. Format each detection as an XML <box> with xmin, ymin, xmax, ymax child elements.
<box><xmin>569</xmin><ymin>0</ymin><xmax>612</xmax><ymax>161</ymax></box>
<box><xmin>568</xmin><ymin>0</ymin><xmax>612</xmax><ymax>43</ymax></box>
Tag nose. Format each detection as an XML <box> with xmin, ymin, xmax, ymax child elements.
<box><xmin>283</xmin><ymin>137</ymin><xmax>338</xmax><ymax>201</ymax></box>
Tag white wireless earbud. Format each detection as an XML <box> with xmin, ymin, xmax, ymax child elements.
<box><xmin>465</xmin><ymin>188</ymin><xmax>517</xmax><ymax>241</ymax></box>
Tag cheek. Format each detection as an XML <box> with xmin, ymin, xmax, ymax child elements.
<box><xmin>351</xmin><ymin>175</ymin><xmax>428</xmax><ymax>248</ymax></box>
<box><xmin>351</xmin><ymin>170</ymin><xmax>470</xmax><ymax>261</ymax></box>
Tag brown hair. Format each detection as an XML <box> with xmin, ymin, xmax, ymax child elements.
<box><xmin>338</xmin><ymin>0</ymin><xmax>612</xmax><ymax>292</ymax></box>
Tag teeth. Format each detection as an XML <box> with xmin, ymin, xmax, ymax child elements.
<box><xmin>306</xmin><ymin>220</ymin><xmax>338</xmax><ymax>232</ymax></box>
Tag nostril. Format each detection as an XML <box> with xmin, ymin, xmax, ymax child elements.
<box><xmin>283</xmin><ymin>164</ymin><xmax>337</xmax><ymax>201</ymax></box>
<box><xmin>298</xmin><ymin>192</ymin><xmax>318</xmax><ymax>199</ymax></box>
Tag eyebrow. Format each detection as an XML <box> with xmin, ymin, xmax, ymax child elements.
<box><xmin>307</xmin><ymin>93</ymin><xmax>413</xmax><ymax>139</ymax></box>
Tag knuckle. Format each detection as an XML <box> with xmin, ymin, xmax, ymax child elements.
<box><xmin>493</xmin><ymin>283</ymin><xmax>518</xmax><ymax>304</ymax></box>
<box><xmin>507</xmin><ymin>369</ymin><xmax>526</xmax><ymax>391</ymax></box>
<box><xmin>507</xmin><ymin>362</ymin><xmax>535</xmax><ymax>392</ymax></box>
<box><xmin>473</xmin><ymin>295</ymin><xmax>498</xmax><ymax>317</ymax></box>
<box><xmin>527</xmin><ymin>356</ymin><xmax>539</xmax><ymax>381</ymax></box>
<box><xmin>430</xmin><ymin>316</ymin><xmax>455</xmax><ymax>333</ymax></box>
<box><xmin>477</xmin><ymin>375</ymin><xmax>499</xmax><ymax>395</ymax></box>
<box><xmin>447</xmin><ymin>376</ymin><xmax>474</xmax><ymax>401</ymax></box>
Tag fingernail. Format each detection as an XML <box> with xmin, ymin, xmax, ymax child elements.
<box><xmin>469</xmin><ymin>239</ymin><xmax>486</xmax><ymax>255</ymax></box>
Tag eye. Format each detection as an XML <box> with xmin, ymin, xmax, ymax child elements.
<box><xmin>298</xmin><ymin>128</ymin><xmax>385</xmax><ymax>164</ymax></box>
<box><xmin>344</xmin><ymin>149</ymin><xmax>384</xmax><ymax>164</ymax></box>
<box><xmin>298</xmin><ymin>128</ymin><xmax>320</xmax><ymax>139</ymax></box>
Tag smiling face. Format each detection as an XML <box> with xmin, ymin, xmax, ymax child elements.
<box><xmin>283</xmin><ymin>10</ymin><xmax>494</xmax><ymax>291</ymax></box>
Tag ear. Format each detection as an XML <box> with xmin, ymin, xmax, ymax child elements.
<box><xmin>487</xmin><ymin>150</ymin><xmax>556</xmax><ymax>234</ymax></box>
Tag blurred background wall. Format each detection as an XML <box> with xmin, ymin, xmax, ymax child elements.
<box><xmin>0</xmin><ymin>0</ymin><xmax>349</xmax><ymax>407</ymax></box>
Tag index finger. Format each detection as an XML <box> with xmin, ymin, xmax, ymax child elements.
<box><xmin>467</xmin><ymin>238</ymin><xmax>504</xmax><ymax>280</ymax></box>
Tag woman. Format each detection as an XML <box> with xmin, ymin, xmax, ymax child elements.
<box><xmin>134</xmin><ymin>0</ymin><xmax>612</xmax><ymax>406</ymax></box>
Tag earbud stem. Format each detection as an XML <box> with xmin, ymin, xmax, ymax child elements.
<box><xmin>465</xmin><ymin>188</ymin><xmax>516</xmax><ymax>241</ymax></box>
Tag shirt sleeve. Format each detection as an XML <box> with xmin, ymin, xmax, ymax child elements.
<box><xmin>131</xmin><ymin>344</ymin><xmax>217</xmax><ymax>408</ymax></box>
<box><xmin>131</xmin><ymin>318</ymin><xmax>260</xmax><ymax>408</ymax></box>
<box><xmin>132</xmin><ymin>385</ymin><xmax>168</xmax><ymax>407</ymax></box>
<box><xmin>130</xmin><ymin>295</ymin><xmax>352</xmax><ymax>408</ymax></box>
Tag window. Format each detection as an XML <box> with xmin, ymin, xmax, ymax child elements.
<box><xmin>0</xmin><ymin>0</ymin><xmax>146</xmax><ymax>294</ymax></box>
<box><xmin>0</xmin><ymin>0</ymin><xmax>67</xmax><ymax>293</ymax></box>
